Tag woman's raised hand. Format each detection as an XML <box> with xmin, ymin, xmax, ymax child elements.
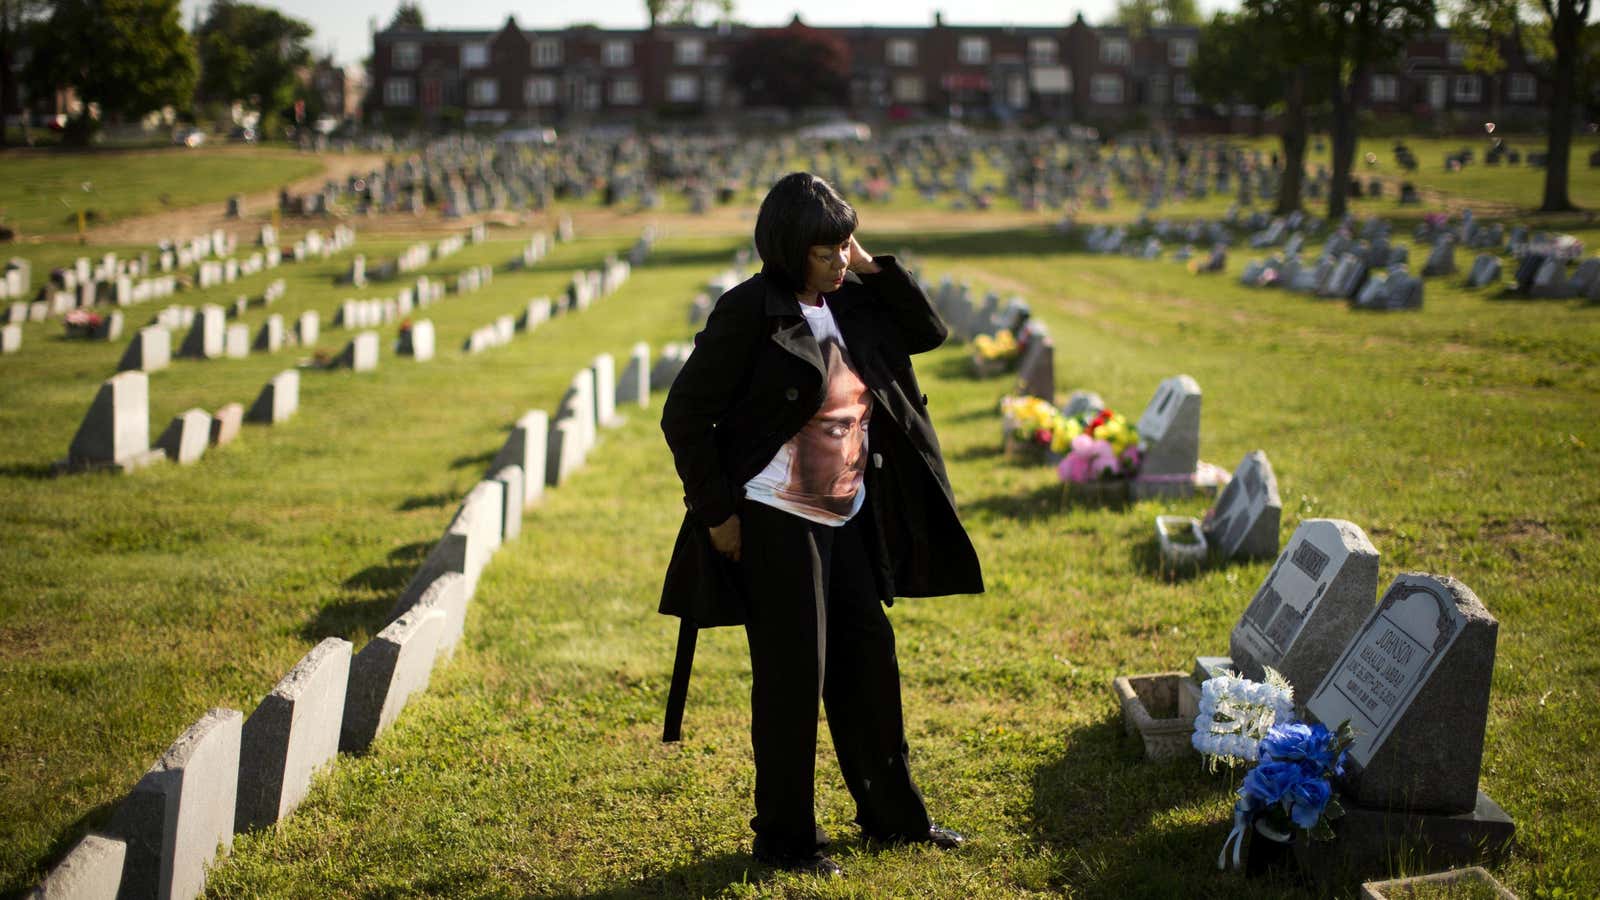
<box><xmin>846</xmin><ymin>234</ymin><xmax>881</xmax><ymax>274</ymax></box>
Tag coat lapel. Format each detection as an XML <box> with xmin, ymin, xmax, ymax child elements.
<box><xmin>762</xmin><ymin>276</ymin><xmax>825</xmax><ymax>381</ymax></box>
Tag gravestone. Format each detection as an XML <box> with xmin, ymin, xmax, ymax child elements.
<box><xmin>394</xmin><ymin>481</ymin><xmax>504</xmax><ymax>612</ymax></box>
<box><xmin>1308</xmin><ymin>573</ymin><xmax>1498</xmax><ymax>812</ymax></box>
<box><xmin>1568</xmin><ymin>258</ymin><xmax>1600</xmax><ymax>296</ymax></box>
<box><xmin>295</xmin><ymin>311</ymin><xmax>319</xmax><ymax>347</ymax></box>
<box><xmin>254</xmin><ymin>315</ymin><xmax>284</xmax><ymax>353</ymax></box>
<box><xmin>179</xmin><ymin>306</ymin><xmax>226</xmax><ymax>359</ymax></box>
<box><xmin>235</xmin><ymin>637</ymin><xmax>352</xmax><ymax>832</ymax></box>
<box><xmin>1225</xmin><ymin>519</ymin><xmax>1380</xmax><ymax>702</ymax></box>
<box><xmin>1062</xmin><ymin>390</ymin><xmax>1104</xmax><ymax>418</ymax></box>
<box><xmin>1</xmin><ymin>323</ymin><xmax>19</xmax><ymax>355</ymax></box>
<box><xmin>247</xmin><ymin>370</ymin><xmax>299</xmax><ymax>424</ymax></box>
<box><xmin>338</xmin><ymin>607</ymin><xmax>446</xmax><ymax>755</ymax></box>
<box><xmin>32</xmin><ymin>832</ymin><xmax>127</xmax><ymax>900</ymax></box>
<box><xmin>492</xmin><ymin>410</ymin><xmax>548</xmax><ymax>508</ymax></box>
<box><xmin>118</xmin><ymin>323</ymin><xmax>173</xmax><ymax>373</ymax></box>
<box><xmin>545</xmin><ymin>416</ymin><xmax>586</xmax><ymax>487</ymax></box>
<box><xmin>64</xmin><ymin>371</ymin><xmax>163</xmax><ymax>473</ymax></box>
<box><xmin>408</xmin><ymin>572</ymin><xmax>470</xmax><ymax>664</ymax></box>
<box><xmin>1201</xmin><ymin>450</ymin><xmax>1281</xmax><ymax>560</ymax></box>
<box><xmin>398</xmin><ymin>320</ymin><xmax>435</xmax><ymax>361</ymax></box>
<box><xmin>1422</xmin><ymin>239</ymin><xmax>1456</xmax><ymax>277</ymax></box>
<box><xmin>616</xmin><ymin>342</ymin><xmax>651</xmax><ymax>408</ymax></box>
<box><xmin>489</xmin><ymin>466</ymin><xmax>525</xmax><ymax>542</ymax></box>
<box><xmin>518</xmin><ymin>298</ymin><xmax>552</xmax><ymax>332</ymax></box>
<box><xmin>560</xmin><ymin>370</ymin><xmax>597</xmax><ymax>456</ymax></box>
<box><xmin>592</xmin><ymin>354</ymin><xmax>621</xmax><ymax>428</ymax></box>
<box><xmin>210</xmin><ymin>402</ymin><xmax>243</xmax><ymax>447</ymax></box>
<box><xmin>1466</xmin><ymin>255</ymin><xmax>1502</xmax><ymax>289</ymax></box>
<box><xmin>224</xmin><ymin>323</ymin><xmax>250</xmax><ymax>359</ymax></box>
<box><xmin>1132</xmin><ymin>374</ymin><xmax>1201</xmax><ymax>495</ymax></box>
<box><xmin>1015</xmin><ymin>334</ymin><xmax>1055</xmax><ymax>402</ymax></box>
<box><xmin>334</xmin><ymin>332</ymin><xmax>379</xmax><ymax>372</ymax></box>
<box><xmin>156</xmin><ymin>408</ymin><xmax>212</xmax><ymax>465</ymax></box>
<box><xmin>108</xmin><ymin>708</ymin><xmax>242</xmax><ymax>900</ymax></box>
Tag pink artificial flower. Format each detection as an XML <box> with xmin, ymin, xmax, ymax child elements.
<box><xmin>1089</xmin><ymin>440</ymin><xmax>1121</xmax><ymax>478</ymax></box>
<box><xmin>1121</xmin><ymin>444</ymin><xmax>1143</xmax><ymax>470</ymax></box>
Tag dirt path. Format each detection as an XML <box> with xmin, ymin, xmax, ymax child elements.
<box><xmin>78</xmin><ymin>152</ymin><xmax>387</xmax><ymax>246</ymax></box>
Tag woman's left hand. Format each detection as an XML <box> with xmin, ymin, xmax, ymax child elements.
<box><xmin>846</xmin><ymin>234</ymin><xmax>881</xmax><ymax>274</ymax></box>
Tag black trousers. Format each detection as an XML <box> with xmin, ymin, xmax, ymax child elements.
<box><xmin>738</xmin><ymin>498</ymin><xmax>931</xmax><ymax>856</ymax></box>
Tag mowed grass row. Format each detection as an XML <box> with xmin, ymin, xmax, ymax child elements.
<box><xmin>0</xmin><ymin>226</ymin><xmax>720</xmax><ymax>893</ymax></box>
<box><xmin>0</xmin><ymin>147</ymin><xmax>327</xmax><ymax>237</ymax></box>
<box><xmin>199</xmin><ymin>226</ymin><xmax>1599</xmax><ymax>897</ymax></box>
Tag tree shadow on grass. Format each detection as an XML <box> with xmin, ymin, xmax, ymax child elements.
<box><xmin>546</xmin><ymin>851</ymin><xmax>775</xmax><ymax>899</ymax></box>
<box><xmin>949</xmin><ymin>444</ymin><xmax>1003</xmax><ymax>463</ymax></box>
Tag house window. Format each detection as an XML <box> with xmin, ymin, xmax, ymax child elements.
<box><xmin>1453</xmin><ymin>75</ymin><xmax>1481</xmax><ymax>102</ymax></box>
<box><xmin>1169</xmin><ymin>37</ymin><xmax>1195</xmax><ymax>67</ymax></box>
<box><xmin>1174</xmin><ymin>75</ymin><xmax>1197</xmax><ymax>104</ymax></box>
<box><xmin>469</xmin><ymin>78</ymin><xmax>498</xmax><ymax>105</ymax></box>
<box><xmin>1370</xmin><ymin>74</ymin><xmax>1398</xmax><ymax>102</ymax></box>
<box><xmin>462</xmin><ymin>43</ymin><xmax>489</xmax><ymax>69</ymax></box>
<box><xmin>958</xmin><ymin>36</ymin><xmax>989</xmax><ymax>65</ymax></box>
<box><xmin>383</xmin><ymin>78</ymin><xmax>414</xmax><ymax>106</ymax></box>
<box><xmin>1029</xmin><ymin>38</ymin><xmax>1057</xmax><ymax>66</ymax></box>
<box><xmin>525</xmin><ymin>76</ymin><xmax>556</xmax><ymax>105</ymax></box>
<box><xmin>668</xmin><ymin>74</ymin><xmax>699</xmax><ymax>102</ymax></box>
<box><xmin>1101</xmin><ymin>36</ymin><xmax>1130</xmax><ymax>65</ymax></box>
<box><xmin>603</xmin><ymin>39</ymin><xmax>632</xmax><ymax>67</ymax></box>
<box><xmin>1090</xmin><ymin>73</ymin><xmax>1124</xmax><ymax>104</ymax></box>
<box><xmin>1447</xmin><ymin>39</ymin><xmax>1465</xmax><ymax>64</ymax></box>
<box><xmin>581</xmin><ymin>83</ymin><xmax>602</xmax><ymax>110</ymax></box>
<box><xmin>886</xmin><ymin>38</ymin><xmax>916</xmax><ymax>66</ymax></box>
<box><xmin>1006</xmin><ymin>75</ymin><xmax>1028</xmax><ymax>109</ymax></box>
<box><xmin>892</xmin><ymin>75</ymin><xmax>925</xmax><ymax>103</ymax></box>
<box><xmin>676</xmin><ymin>38</ymin><xmax>705</xmax><ymax>65</ymax></box>
<box><xmin>1509</xmin><ymin>72</ymin><xmax>1537</xmax><ymax>101</ymax></box>
<box><xmin>1149</xmin><ymin>74</ymin><xmax>1169</xmax><ymax>104</ymax></box>
<box><xmin>392</xmin><ymin>42</ymin><xmax>419</xmax><ymax>70</ymax></box>
<box><xmin>610</xmin><ymin>78</ymin><xmax>640</xmax><ymax>105</ymax></box>
<box><xmin>533</xmin><ymin>39</ymin><xmax>561</xmax><ymax>67</ymax></box>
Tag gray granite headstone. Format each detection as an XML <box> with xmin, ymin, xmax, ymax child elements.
<box><xmin>235</xmin><ymin>637</ymin><xmax>351</xmax><ymax>832</ymax></box>
<box><xmin>489</xmin><ymin>466</ymin><xmax>524</xmax><ymax>541</ymax></box>
<box><xmin>1231</xmin><ymin>518</ymin><xmax>1380</xmax><ymax>700</ymax></box>
<box><xmin>616</xmin><ymin>342</ymin><xmax>650</xmax><ymax>408</ymax></box>
<box><xmin>649</xmin><ymin>343</ymin><xmax>690</xmax><ymax>391</ymax></box>
<box><xmin>210</xmin><ymin>403</ymin><xmax>243</xmax><ymax>447</ymax></box>
<box><xmin>407</xmin><ymin>571</ymin><xmax>469</xmax><ymax>664</ymax></box>
<box><xmin>1308</xmin><ymin>573</ymin><xmax>1498</xmax><ymax>814</ymax></box>
<box><xmin>1202</xmin><ymin>450</ymin><xmax>1281</xmax><ymax>560</ymax></box>
<box><xmin>492</xmin><ymin>410</ymin><xmax>548</xmax><ymax>508</ymax></box>
<box><xmin>109</xmin><ymin>708</ymin><xmax>242</xmax><ymax>900</ymax></box>
<box><xmin>31</xmin><ymin>832</ymin><xmax>127</xmax><ymax>900</ymax></box>
<box><xmin>179</xmin><ymin>305</ymin><xmax>225</xmax><ymax>359</ymax></box>
<box><xmin>393</xmin><ymin>481</ymin><xmax>504</xmax><ymax>612</ymax></box>
<box><xmin>246</xmin><ymin>370</ymin><xmax>299</xmax><ymax>424</ymax></box>
<box><xmin>1465</xmin><ymin>255</ymin><xmax>1501</xmax><ymax>289</ymax></box>
<box><xmin>1134</xmin><ymin>374</ymin><xmax>1201</xmax><ymax>478</ymax></box>
<box><xmin>1061</xmin><ymin>390</ymin><xmax>1104</xmax><ymax>418</ymax></box>
<box><xmin>156</xmin><ymin>408</ymin><xmax>212</xmax><ymax>465</ymax></box>
<box><xmin>66</xmin><ymin>372</ymin><xmax>162</xmax><ymax>472</ymax></box>
<box><xmin>1015</xmin><ymin>335</ymin><xmax>1055</xmax><ymax>402</ymax></box>
<box><xmin>561</xmin><ymin>370</ymin><xmax>597</xmax><ymax>455</ymax></box>
<box><xmin>335</xmin><ymin>331</ymin><xmax>379</xmax><ymax>372</ymax></box>
<box><xmin>339</xmin><ymin>607</ymin><xmax>446</xmax><ymax>754</ymax></box>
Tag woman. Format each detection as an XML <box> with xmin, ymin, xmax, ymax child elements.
<box><xmin>659</xmin><ymin>173</ymin><xmax>983</xmax><ymax>878</ymax></box>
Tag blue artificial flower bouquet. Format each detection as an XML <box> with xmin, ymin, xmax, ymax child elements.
<box><xmin>1216</xmin><ymin>719</ymin><xmax>1356</xmax><ymax>870</ymax></box>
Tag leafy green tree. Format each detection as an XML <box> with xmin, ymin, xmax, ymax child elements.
<box><xmin>24</xmin><ymin>0</ymin><xmax>197</xmax><ymax>145</ymax></box>
<box><xmin>645</xmin><ymin>0</ymin><xmax>732</xmax><ymax>28</ymax></box>
<box><xmin>197</xmin><ymin>0</ymin><xmax>314</xmax><ymax>136</ymax></box>
<box><xmin>0</xmin><ymin>0</ymin><xmax>49</xmax><ymax>146</ymax></box>
<box><xmin>1446</xmin><ymin>0</ymin><xmax>1592</xmax><ymax>211</ymax></box>
<box><xmin>728</xmin><ymin>23</ymin><xmax>849</xmax><ymax>112</ymax></box>
<box><xmin>1111</xmin><ymin>0</ymin><xmax>1203</xmax><ymax>33</ymax></box>
<box><xmin>1232</xmin><ymin>0</ymin><xmax>1338</xmax><ymax>214</ymax></box>
<box><xmin>387</xmin><ymin>2</ymin><xmax>423</xmax><ymax>29</ymax></box>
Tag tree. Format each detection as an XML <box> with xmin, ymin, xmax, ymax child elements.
<box><xmin>1233</xmin><ymin>0</ymin><xmax>1338</xmax><ymax>214</ymax></box>
<box><xmin>387</xmin><ymin>2</ymin><xmax>423</xmax><ymax>30</ymax></box>
<box><xmin>1448</xmin><ymin>0</ymin><xmax>1592</xmax><ymax>211</ymax></box>
<box><xmin>197</xmin><ymin>0</ymin><xmax>313</xmax><ymax>135</ymax></box>
<box><xmin>1111</xmin><ymin>0</ymin><xmax>1203</xmax><ymax>33</ymax></box>
<box><xmin>645</xmin><ymin>0</ymin><xmax>731</xmax><ymax>28</ymax></box>
<box><xmin>24</xmin><ymin>0</ymin><xmax>197</xmax><ymax>145</ymax></box>
<box><xmin>1322</xmin><ymin>0</ymin><xmax>1434</xmax><ymax>219</ymax></box>
<box><xmin>728</xmin><ymin>22</ymin><xmax>850</xmax><ymax>112</ymax></box>
<box><xmin>0</xmin><ymin>0</ymin><xmax>49</xmax><ymax>146</ymax></box>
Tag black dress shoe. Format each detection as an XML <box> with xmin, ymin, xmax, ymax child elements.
<box><xmin>752</xmin><ymin>837</ymin><xmax>845</xmax><ymax>878</ymax></box>
<box><xmin>866</xmin><ymin>824</ymin><xmax>967</xmax><ymax>850</ymax></box>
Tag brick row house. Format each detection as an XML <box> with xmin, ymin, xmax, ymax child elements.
<box><xmin>365</xmin><ymin>14</ymin><xmax>1553</xmax><ymax>131</ymax></box>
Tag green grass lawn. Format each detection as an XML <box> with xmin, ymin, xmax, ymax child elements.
<box><xmin>2</xmin><ymin>162</ymin><xmax>1599</xmax><ymax>897</ymax></box>
<box><xmin>0</xmin><ymin>146</ymin><xmax>325</xmax><ymax>237</ymax></box>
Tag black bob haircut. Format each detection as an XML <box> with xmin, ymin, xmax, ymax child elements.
<box><xmin>754</xmin><ymin>172</ymin><xmax>858</xmax><ymax>293</ymax></box>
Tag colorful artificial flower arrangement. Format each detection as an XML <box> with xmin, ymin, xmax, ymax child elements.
<box><xmin>1055</xmin><ymin>407</ymin><xmax>1142</xmax><ymax>483</ymax></box>
<box><xmin>1000</xmin><ymin>395</ymin><xmax>1068</xmax><ymax>453</ymax></box>
<box><xmin>63</xmin><ymin>308</ymin><xmax>105</xmax><ymax>338</ymax></box>
<box><xmin>973</xmin><ymin>329</ymin><xmax>1020</xmax><ymax>364</ymax></box>
<box><xmin>1194</xmin><ymin>667</ymin><xmax>1355</xmax><ymax>870</ymax></box>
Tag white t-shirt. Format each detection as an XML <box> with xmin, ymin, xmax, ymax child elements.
<box><xmin>743</xmin><ymin>300</ymin><xmax>873</xmax><ymax>526</ymax></box>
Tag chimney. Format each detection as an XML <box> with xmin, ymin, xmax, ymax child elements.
<box><xmin>934</xmin><ymin>11</ymin><xmax>944</xmax><ymax>27</ymax></box>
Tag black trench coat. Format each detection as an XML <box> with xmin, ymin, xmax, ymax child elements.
<box><xmin>658</xmin><ymin>256</ymin><xmax>984</xmax><ymax>631</ymax></box>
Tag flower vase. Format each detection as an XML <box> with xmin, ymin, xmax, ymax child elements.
<box><xmin>1243</xmin><ymin>818</ymin><xmax>1299</xmax><ymax>878</ymax></box>
<box><xmin>1064</xmin><ymin>478</ymin><xmax>1129</xmax><ymax>506</ymax></box>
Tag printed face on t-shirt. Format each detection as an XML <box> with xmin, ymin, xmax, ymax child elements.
<box><xmin>776</xmin><ymin>338</ymin><xmax>870</xmax><ymax>517</ymax></box>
